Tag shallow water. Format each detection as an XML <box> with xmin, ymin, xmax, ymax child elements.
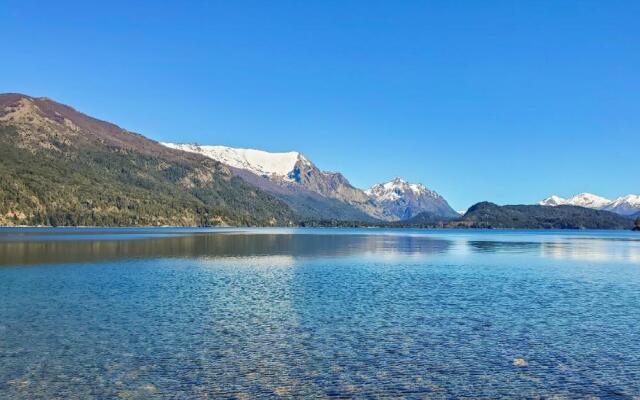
<box><xmin>1</xmin><ymin>228</ymin><xmax>639</xmax><ymax>398</ymax></box>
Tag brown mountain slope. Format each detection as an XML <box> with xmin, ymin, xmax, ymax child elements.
<box><xmin>0</xmin><ymin>93</ymin><xmax>296</xmax><ymax>226</ymax></box>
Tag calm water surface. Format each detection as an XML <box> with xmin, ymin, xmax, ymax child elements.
<box><xmin>1</xmin><ymin>228</ymin><xmax>639</xmax><ymax>398</ymax></box>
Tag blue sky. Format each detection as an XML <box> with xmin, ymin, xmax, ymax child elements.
<box><xmin>2</xmin><ymin>1</ymin><xmax>638</xmax><ymax>210</ymax></box>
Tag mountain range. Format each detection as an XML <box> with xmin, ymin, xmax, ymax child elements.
<box><xmin>539</xmin><ymin>193</ymin><xmax>640</xmax><ymax>216</ymax></box>
<box><xmin>0</xmin><ymin>93</ymin><xmax>636</xmax><ymax>229</ymax></box>
<box><xmin>162</xmin><ymin>143</ymin><xmax>459</xmax><ymax>222</ymax></box>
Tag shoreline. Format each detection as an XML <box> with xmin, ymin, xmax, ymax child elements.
<box><xmin>0</xmin><ymin>225</ymin><xmax>637</xmax><ymax>232</ymax></box>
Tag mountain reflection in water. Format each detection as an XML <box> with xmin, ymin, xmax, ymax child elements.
<box><xmin>1</xmin><ymin>228</ymin><xmax>639</xmax><ymax>267</ymax></box>
<box><xmin>0</xmin><ymin>231</ymin><xmax>453</xmax><ymax>266</ymax></box>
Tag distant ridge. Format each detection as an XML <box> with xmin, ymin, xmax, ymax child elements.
<box><xmin>162</xmin><ymin>142</ymin><xmax>385</xmax><ymax>221</ymax></box>
<box><xmin>161</xmin><ymin>144</ymin><xmax>458</xmax><ymax>221</ymax></box>
<box><xmin>539</xmin><ymin>193</ymin><xmax>640</xmax><ymax>216</ymax></box>
<box><xmin>302</xmin><ymin>203</ymin><xmax>635</xmax><ymax>230</ymax></box>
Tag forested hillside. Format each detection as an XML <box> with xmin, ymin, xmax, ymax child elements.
<box><xmin>456</xmin><ymin>202</ymin><xmax>634</xmax><ymax>230</ymax></box>
<box><xmin>0</xmin><ymin>94</ymin><xmax>296</xmax><ymax>226</ymax></box>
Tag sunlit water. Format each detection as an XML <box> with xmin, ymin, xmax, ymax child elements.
<box><xmin>1</xmin><ymin>228</ymin><xmax>639</xmax><ymax>398</ymax></box>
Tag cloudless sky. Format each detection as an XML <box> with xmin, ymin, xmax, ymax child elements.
<box><xmin>2</xmin><ymin>0</ymin><xmax>639</xmax><ymax>210</ymax></box>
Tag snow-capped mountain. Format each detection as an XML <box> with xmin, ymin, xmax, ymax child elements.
<box><xmin>603</xmin><ymin>195</ymin><xmax>640</xmax><ymax>216</ymax></box>
<box><xmin>538</xmin><ymin>195</ymin><xmax>569</xmax><ymax>207</ymax></box>
<box><xmin>366</xmin><ymin>178</ymin><xmax>430</xmax><ymax>202</ymax></box>
<box><xmin>161</xmin><ymin>144</ymin><xmax>458</xmax><ymax>221</ymax></box>
<box><xmin>539</xmin><ymin>193</ymin><xmax>640</xmax><ymax>216</ymax></box>
<box><xmin>366</xmin><ymin>177</ymin><xmax>459</xmax><ymax>220</ymax></box>
<box><xmin>161</xmin><ymin>143</ymin><xmax>386</xmax><ymax>220</ymax></box>
<box><xmin>161</xmin><ymin>143</ymin><xmax>307</xmax><ymax>180</ymax></box>
<box><xmin>538</xmin><ymin>193</ymin><xmax>611</xmax><ymax>209</ymax></box>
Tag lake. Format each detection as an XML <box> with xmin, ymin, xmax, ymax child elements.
<box><xmin>1</xmin><ymin>228</ymin><xmax>639</xmax><ymax>398</ymax></box>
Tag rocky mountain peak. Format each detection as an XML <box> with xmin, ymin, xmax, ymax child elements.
<box><xmin>366</xmin><ymin>177</ymin><xmax>458</xmax><ymax>220</ymax></box>
<box><xmin>160</xmin><ymin>144</ymin><xmax>460</xmax><ymax>222</ymax></box>
<box><xmin>366</xmin><ymin>178</ymin><xmax>435</xmax><ymax>201</ymax></box>
<box><xmin>162</xmin><ymin>142</ymin><xmax>387</xmax><ymax>220</ymax></box>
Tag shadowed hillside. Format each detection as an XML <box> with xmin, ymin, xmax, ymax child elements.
<box><xmin>455</xmin><ymin>202</ymin><xmax>634</xmax><ymax>230</ymax></box>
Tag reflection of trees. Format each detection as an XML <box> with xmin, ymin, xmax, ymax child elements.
<box><xmin>468</xmin><ymin>240</ymin><xmax>540</xmax><ymax>253</ymax></box>
<box><xmin>0</xmin><ymin>233</ymin><xmax>453</xmax><ymax>266</ymax></box>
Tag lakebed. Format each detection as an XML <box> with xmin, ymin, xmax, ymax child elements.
<box><xmin>1</xmin><ymin>228</ymin><xmax>639</xmax><ymax>398</ymax></box>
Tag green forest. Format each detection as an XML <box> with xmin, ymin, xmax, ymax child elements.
<box><xmin>0</xmin><ymin>125</ymin><xmax>295</xmax><ymax>227</ymax></box>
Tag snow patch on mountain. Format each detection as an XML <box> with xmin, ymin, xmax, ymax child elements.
<box><xmin>568</xmin><ymin>193</ymin><xmax>612</xmax><ymax>209</ymax></box>
<box><xmin>538</xmin><ymin>195</ymin><xmax>567</xmax><ymax>207</ymax></box>
<box><xmin>365</xmin><ymin>177</ymin><xmax>436</xmax><ymax>202</ymax></box>
<box><xmin>366</xmin><ymin>177</ymin><xmax>458</xmax><ymax>220</ymax></box>
<box><xmin>163</xmin><ymin>143</ymin><xmax>460</xmax><ymax>221</ymax></box>
<box><xmin>539</xmin><ymin>193</ymin><xmax>611</xmax><ymax>209</ymax></box>
<box><xmin>604</xmin><ymin>194</ymin><xmax>640</xmax><ymax>216</ymax></box>
<box><xmin>539</xmin><ymin>193</ymin><xmax>640</xmax><ymax>216</ymax></box>
<box><xmin>162</xmin><ymin>143</ymin><xmax>305</xmax><ymax>179</ymax></box>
